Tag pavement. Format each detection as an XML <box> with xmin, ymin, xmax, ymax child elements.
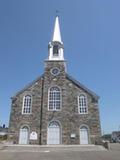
<box><xmin>0</xmin><ymin>143</ymin><xmax>120</xmax><ymax>160</ymax></box>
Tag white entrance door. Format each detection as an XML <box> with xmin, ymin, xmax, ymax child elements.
<box><xmin>47</xmin><ymin>121</ymin><xmax>60</xmax><ymax>144</ymax></box>
<box><xmin>80</xmin><ymin>127</ymin><xmax>88</xmax><ymax>144</ymax></box>
<box><xmin>19</xmin><ymin>126</ymin><xmax>29</xmax><ymax>144</ymax></box>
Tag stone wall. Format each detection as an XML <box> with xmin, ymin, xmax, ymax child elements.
<box><xmin>40</xmin><ymin>60</ymin><xmax>101</xmax><ymax>144</ymax></box>
<box><xmin>9</xmin><ymin>78</ymin><xmax>43</xmax><ymax>144</ymax></box>
<box><xmin>9</xmin><ymin>60</ymin><xmax>101</xmax><ymax>145</ymax></box>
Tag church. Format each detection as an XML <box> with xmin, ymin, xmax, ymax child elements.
<box><xmin>9</xmin><ymin>16</ymin><xmax>101</xmax><ymax>145</ymax></box>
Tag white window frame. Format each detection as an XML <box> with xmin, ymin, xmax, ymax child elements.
<box><xmin>22</xmin><ymin>94</ymin><xmax>32</xmax><ymax>114</ymax></box>
<box><xmin>78</xmin><ymin>94</ymin><xmax>88</xmax><ymax>114</ymax></box>
<box><xmin>48</xmin><ymin>86</ymin><xmax>61</xmax><ymax>111</ymax></box>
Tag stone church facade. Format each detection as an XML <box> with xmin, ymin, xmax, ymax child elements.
<box><xmin>9</xmin><ymin>16</ymin><xmax>101</xmax><ymax>145</ymax></box>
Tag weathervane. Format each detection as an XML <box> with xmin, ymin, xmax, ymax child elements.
<box><xmin>56</xmin><ymin>10</ymin><xmax>59</xmax><ymax>17</ymax></box>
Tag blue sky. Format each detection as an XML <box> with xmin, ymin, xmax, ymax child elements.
<box><xmin>0</xmin><ymin>0</ymin><xmax>120</xmax><ymax>134</ymax></box>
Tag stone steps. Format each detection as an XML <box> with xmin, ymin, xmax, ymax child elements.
<box><xmin>0</xmin><ymin>144</ymin><xmax>106</xmax><ymax>152</ymax></box>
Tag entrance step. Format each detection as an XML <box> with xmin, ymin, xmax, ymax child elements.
<box><xmin>0</xmin><ymin>144</ymin><xmax>106</xmax><ymax>152</ymax></box>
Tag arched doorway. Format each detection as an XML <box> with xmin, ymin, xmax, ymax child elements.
<box><xmin>19</xmin><ymin>126</ymin><xmax>29</xmax><ymax>144</ymax></box>
<box><xmin>47</xmin><ymin>121</ymin><xmax>61</xmax><ymax>144</ymax></box>
<box><xmin>80</xmin><ymin>126</ymin><xmax>89</xmax><ymax>144</ymax></box>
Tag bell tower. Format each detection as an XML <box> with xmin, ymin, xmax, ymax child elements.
<box><xmin>42</xmin><ymin>16</ymin><xmax>67</xmax><ymax>145</ymax></box>
<box><xmin>48</xmin><ymin>16</ymin><xmax>64</xmax><ymax>61</ymax></box>
<box><xmin>44</xmin><ymin>15</ymin><xmax>66</xmax><ymax>82</ymax></box>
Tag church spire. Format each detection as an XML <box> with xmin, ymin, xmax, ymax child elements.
<box><xmin>52</xmin><ymin>16</ymin><xmax>62</xmax><ymax>42</ymax></box>
<box><xmin>48</xmin><ymin>16</ymin><xmax>64</xmax><ymax>61</ymax></box>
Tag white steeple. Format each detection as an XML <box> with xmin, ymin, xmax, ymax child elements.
<box><xmin>48</xmin><ymin>16</ymin><xmax>64</xmax><ymax>61</ymax></box>
<box><xmin>52</xmin><ymin>16</ymin><xmax>62</xmax><ymax>42</ymax></box>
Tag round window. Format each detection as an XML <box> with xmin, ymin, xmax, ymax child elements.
<box><xmin>51</xmin><ymin>68</ymin><xmax>60</xmax><ymax>76</ymax></box>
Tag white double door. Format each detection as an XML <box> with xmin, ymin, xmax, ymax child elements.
<box><xmin>47</xmin><ymin>121</ymin><xmax>60</xmax><ymax>144</ymax></box>
<box><xmin>19</xmin><ymin>127</ymin><xmax>29</xmax><ymax>144</ymax></box>
<box><xmin>80</xmin><ymin>127</ymin><xmax>89</xmax><ymax>144</ymax></box>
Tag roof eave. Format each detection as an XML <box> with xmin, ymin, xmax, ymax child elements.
<box><xmin>66</xmin><ymin>73</ymin><xmax>99</xmax><ymax>100</ymax></box>
<box><xmin>11</xmin><ymin>74</ymin><xmax>44</xmax><ymax>98</ymax></box>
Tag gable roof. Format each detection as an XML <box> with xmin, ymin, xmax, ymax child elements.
<box><xmin>66</xmin><ymin>74</ymin><xmax>99</xmax><ymax>100</ymax></box>
<box><xmin>12</xmin><ymin>73</ymin><xmax>99</xmax><ymax>100</ymax></box>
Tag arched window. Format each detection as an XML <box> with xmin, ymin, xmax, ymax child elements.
<box><xmin>48</xmin><ymin>121</ymin><xmax>60</xmax><ymax>127</ymax></box>
<box><xmin>22</xmin><ymin>95</ymin><xmax>32</xmax><ymax>114</ymax></box>
<box><xmin>48</xmin><ymin>86</ymin><xmax>61</xmax><ymax>110</ymax></box>
<box><xmin>78</xmin><ymin>94</ymin><xmax>88</xmax><ymax>114</ymax></box>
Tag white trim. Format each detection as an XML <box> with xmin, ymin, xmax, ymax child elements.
<box><xmin>50</xmin><ymin>67</ymin><xmax>60</xmax><ymax>76</ymax></box>
<box><xmin>78</xmin><ymin>94</ymin><xmax>88</xmax><ymax>114</ymax></box>
<box><xmin>22</xmin><ymin>94</ymin><xmax>32</xmax><ymax>114</ymax></box>
<box><xmin>20</xmin><ymin>124</ymin><xmax>30</xmax><ymax>130</ymax></box>
<box><xmin>48</xmin><ymin>86</ymin><xmax>62</xmax><ymax>111</ymax></box>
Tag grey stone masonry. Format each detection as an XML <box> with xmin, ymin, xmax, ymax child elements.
<box><xmin>9</xmin><ymin>60</ymin><xmax>101</xmax><ymax>145</ymax></box>
<box><xmin>9</xmin><ymin>77</ymin><xmax>43</xmax><ymax>144</ymax></box>
<box><xmin>40</xmin><ymin>60</ymin><xmax>101</xmax><ymax>144</ymax></box>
